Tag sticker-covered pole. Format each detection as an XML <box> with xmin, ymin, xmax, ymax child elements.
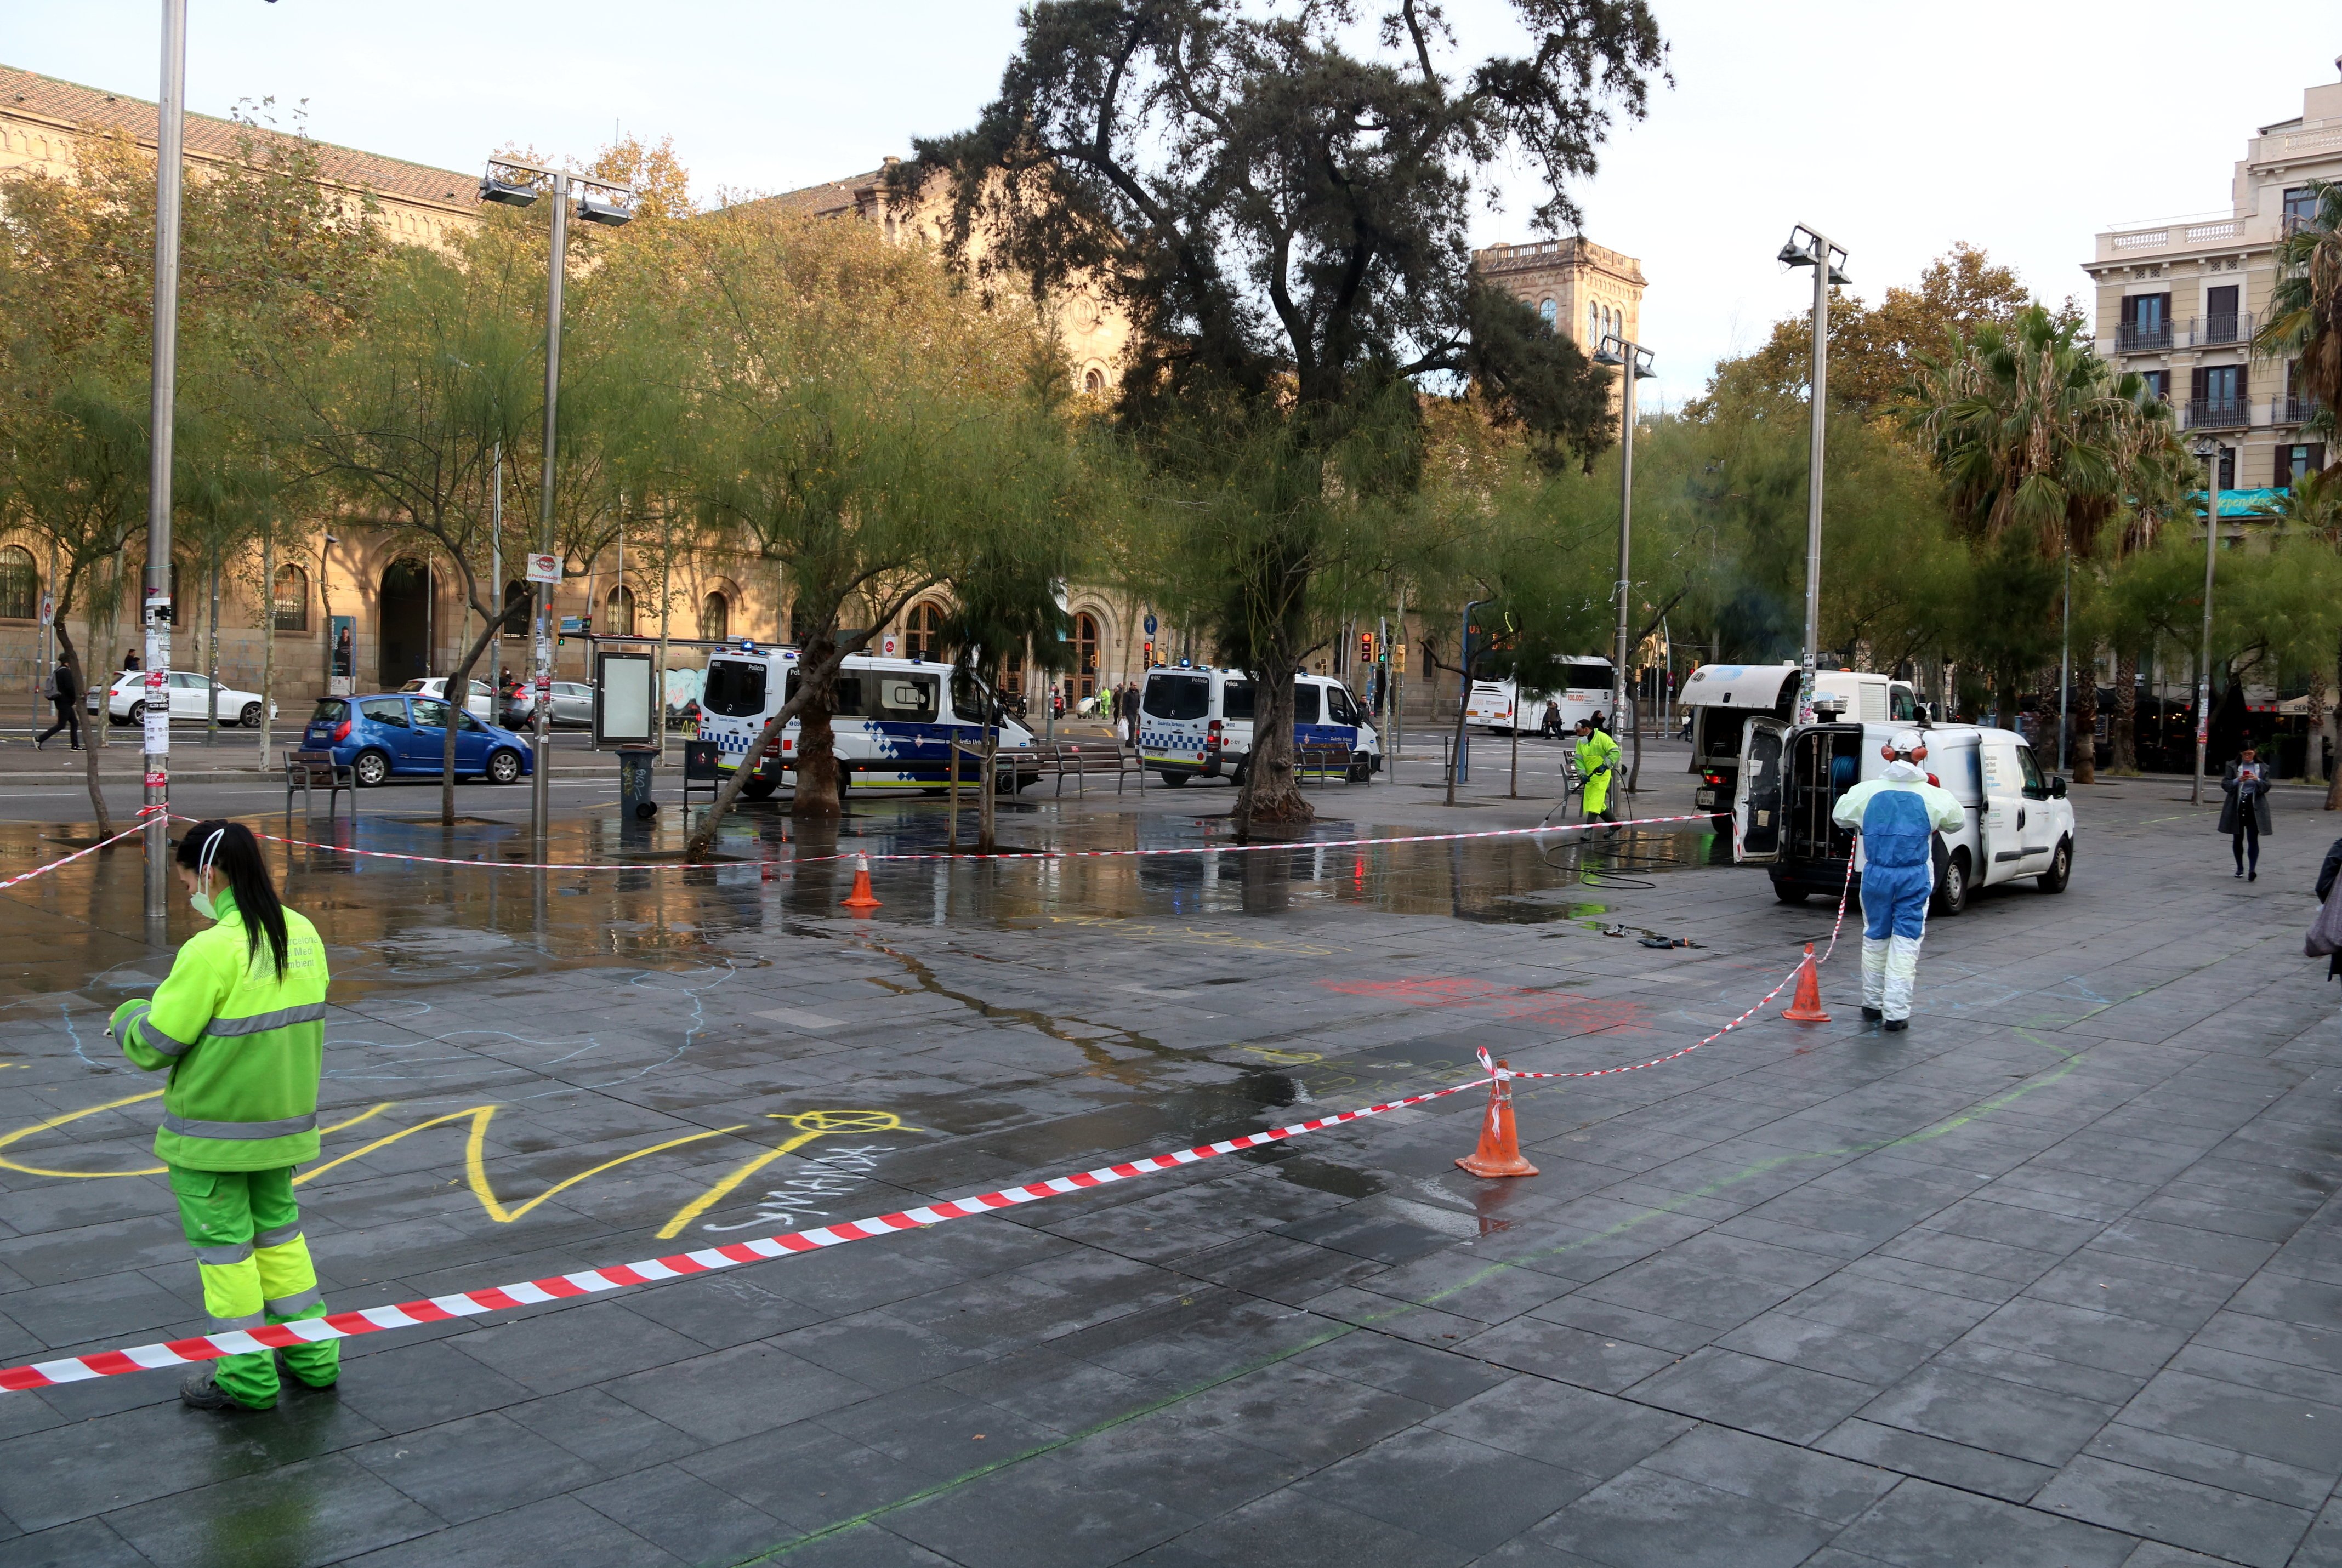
<box><xmin>144</xmin><ymin>0</ymin><xmax>188</xmax><ymax>924</ymax></box>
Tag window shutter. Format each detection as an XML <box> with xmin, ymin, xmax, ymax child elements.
<box><xmin>2192</xmin><ymin>366</ymin><xmax>2208</xmax><ymax>403</ymax></box>
<box><xmin>2120</xmin><ymin>295</ymin><xmax>2138</xmax><ymax>327</ymax></box>
<box><xmin>2208</xmin><ymin>284</ymin><xmax>2238</xmax><ymax>316</ymax></box>
<box><xmin>2236</xmin><ymin>363</ymin><xmax>2248</xmax><ymax>401</ymax></box>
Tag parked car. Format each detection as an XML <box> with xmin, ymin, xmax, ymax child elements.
<box><xmin>397</xmin><ymin>676</ymin><xmax>496</xmax><ymax>721</ymax></box>
<box><xmin>501</xmin><ymin>679</ymin><xmax>595</xmax><ymax>729</ymax></box>
<box><xmin>93</xmin><ymin>670</ymin><xmax>268</xmax><ymax>728</ymax></box>
<box><xmin>302</xmin><ymin>694</ymin><xmax>535</xmax><ymax>786</ymax></box>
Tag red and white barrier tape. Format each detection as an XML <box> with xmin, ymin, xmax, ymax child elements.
<box><xmin>196</xmin><ymin>809</ymin><xmax>1725</xmax><ymax>874</ymax></box>
<box><xmin>0</xmin><ymin>810</ymin><xmax>158</xmax><ymax>896</ymax></box>
<box><xmin>0</xmin><ymin>1073</ymin><xmax>1493</xmax><ymax>1392</ymax></box>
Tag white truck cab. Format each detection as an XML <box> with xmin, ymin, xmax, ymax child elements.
<box><xmin>1682</xmin><ymin>664</ymin><xmax>1918</xmax><ymax>813</ymax></box>
<box><xmin>1731</xmin><ymin>717</ymin><xmax>2075</xmax><ymax>914</ymax></box>
<box><xmin>1137</xmin><ymin>665</ymin><xmax>1382</xmax><ymax>786</ymax></box>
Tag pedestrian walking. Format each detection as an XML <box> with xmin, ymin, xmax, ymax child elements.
<box><xmin>1572</xmin><ymin>716</ymin><xmax>1621</xmax><ymax>829</ymax></box>
<box><xmin>2220</xmin><ymin>744</ymin><xmax>2272</xmax><ymax>881</ymax></box>
<box><xmin>1831</xmin><ymin>731</ymin><xmax>1966</xmax><ymax>1033</ymax></box>
<box><xmin>2310</xmin><ymin>835</ymin><xmax>2342</xmax><ymax>983</ymax></box>
<box><xmin>110</xmin><ymin>821</ymin><xmax>338</xmax><ymax>1412</ymax></box>
<box><xmin>1541</xmin><ymin>698</ymin><xmax>1561</xmax><ymax>738</ymax></box>
<box><xmin>122</xmin><ymin>647</ymin><xmax>141</xmax><ymax>672</ymax></box>
<box><xmin>35</xmin><ymin>655</ymin><xmax>79</xmax><ymax>750</ymax></box>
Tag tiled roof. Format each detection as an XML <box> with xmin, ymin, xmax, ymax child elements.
<box><xmin>746</xmin><ymin>168</ymin><xmax>890</xmax><ymax>220</ymax></box>
<box><xmin>0</xmin><ymin>62</ymin><xmax>478</xmax><ymax>213</ymax></box>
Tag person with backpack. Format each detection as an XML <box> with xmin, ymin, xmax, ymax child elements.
<box><xmin>35</xmin><ymin>655</ymin><xmax>79</xmax><ymax>750</ymax></box>
<box><xmin>110</xmin><ymin>822</ymin><xmax>337</xmax><ymax>1412</ymax></box>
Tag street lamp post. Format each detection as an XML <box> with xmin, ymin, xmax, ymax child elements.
<box><xmin>1593</xmin><ymin>332</ymin><xmax>1656</xmax><ymax>738</ymax></box>
<box><xmin>478</xmin><ymin>157</ymin><xmax>635</xmax><ymax>860</ymax></box>
<box><xmin>1776</xmin><ymin>225</ymin><xmax>1850</xmax><ymax>726</ymax></box>
<box><xmin>143</xmin><ymin>0</ymin><xmax>190</xmax><ymax>926</ymax></box>
<box><xmin>2192</xmin><ymin>436</ymin><xmax>2221</xmax><ymax>806</ymax></box>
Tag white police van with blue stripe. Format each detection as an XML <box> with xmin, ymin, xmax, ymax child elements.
<box><xmin>697</xmin><ymin>643</ymin><xmax>1040</xmax><ymax>800</ymax></box>
<box><xmin>1137</xmin><ymin>665</ymin><xmax>1382</xmax><ymax>787</ymax></box>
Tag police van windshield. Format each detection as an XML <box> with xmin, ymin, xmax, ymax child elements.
<box><xmin>1143</xmin><ymin>674</ymin><xmax>1208</xmax><ymax>720</ymax></box>
<box><xmin>702</xmin><ymin>660</ymin><xmax>768</xmax><ymax>719</ymax></box>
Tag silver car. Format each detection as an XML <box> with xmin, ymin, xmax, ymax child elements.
<box><xmin>502</xmin><ymin>680</ymin><xmax>595</xmax><ymax>729</ymax></box>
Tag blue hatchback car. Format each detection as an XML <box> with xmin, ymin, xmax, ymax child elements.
<box><xmin>305</xmin><ymin>694</ymin><xmax>535</xmax><ymax>786</ymax></box>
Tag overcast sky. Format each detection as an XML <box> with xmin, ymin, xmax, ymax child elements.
<box><xmin>12</xmin><ymin>1</ymin><xmax>2335</xmax><ymax>408</ymax></box>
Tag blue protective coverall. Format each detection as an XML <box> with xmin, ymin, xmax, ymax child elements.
<box><xmin>1830</xmin><ymin>761</ymin><xmax>1966</xmax><ymax>1023</ymax></box>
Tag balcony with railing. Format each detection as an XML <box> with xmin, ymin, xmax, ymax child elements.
<box><xmin>2190</xmin><ymin>313</ymin><xmax>2253</xmax><ymax>348</ymax></box>
<box><xmin>2184</xmin><ymin>398</ymin><xmax>2250</xmax><ymax>430</ymax></box>
<box><xmin>2283</xmin><ymin>395</ymin><xmax>2324</xmax><ymax>425</ymax></box>
<box><xmin>2116</xmin><ymin>321</ymin><xmax>2173</xmax><ymax>353</ymax></box>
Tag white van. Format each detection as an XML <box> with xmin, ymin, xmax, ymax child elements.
<box><xmin>1137</xmin><ymin>666</ymin><xmax>1382</xmax><ymax>786</ymax></box>
<box><xmin>1732</xmin><ymin>717</ymin><xmax>2076</xmax><ymax>914</ymax></box>
<box><xmin>1681</xmin><ymin>664</ymin><xmax>1918</xmax><ymax>812</ymax></box>
<box><xmin>696</xmin><ymin>644</ymin><xmax>1039</xmax><ymax>800</ymax></box>
<box><xmin>1465</xmin><ymin>657</ymin><xmax>1616</xmax><ymax>734</ymax></box>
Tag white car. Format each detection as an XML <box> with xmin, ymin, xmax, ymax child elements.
<box><xmin>398</xmin><ymin>677</ymin><xmax>496</xmax><ymax>721</ymax></box>
<box><xmin>95</xmin><ymin>671</ymin><xmax>268</xmax><ymax>728</ymax></box>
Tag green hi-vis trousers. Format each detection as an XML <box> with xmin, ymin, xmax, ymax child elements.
<box><xmin>168</xmin><ymin>1165</ymin><xmax>337</xmax><ymax>1409</ymax></box>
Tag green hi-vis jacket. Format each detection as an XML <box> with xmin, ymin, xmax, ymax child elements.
<box><xmin>110</xmin><ymin>888</ymin><xmax>330</xmax><ymax>1171</ymax></box>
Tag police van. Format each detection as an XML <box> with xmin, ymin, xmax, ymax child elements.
<box><xmin>696</xmin><ymin>643</ymin><xmax>1039</xmax><ymax>799</ymax></box>
<box><xmin>1732</xmin><ymin>716</ymin><xmax>2076</xmax><ymax>914</ymax></box>
<box><xmin>1682</xmin><ymin>664</ymin><xmax>1919</xmax><ymax>812</ymax></box>
<box><xmin>1464</xmin><ymin>657</ymin><xmax>1616</xmax><ymax>734</ymax></box>
<box><xmin>1136</xmin><ymin>666</ymin><xmax>1382</xmax><ymax>786</ymax></box>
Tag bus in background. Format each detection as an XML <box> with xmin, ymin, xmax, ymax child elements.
<box><xmin>1464</xmin><ymin>657</ymin><xmax>1616</xmax><ymax>735</ymax></box>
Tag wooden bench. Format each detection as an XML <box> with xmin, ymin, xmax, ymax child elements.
<box><xmin>1032</xmin><ymin>742</ymin><xmax>1144</xmax><ymax>796</ymax></box>
<box><xmin>283</xmin><ymin>749</ymin><xmax>357</xmax><ymax>820</ymax></box>
<box><xmin>1295</xmin><ymin>740</ymin><xmax>1359</xmax><ymax>784</ymax></box>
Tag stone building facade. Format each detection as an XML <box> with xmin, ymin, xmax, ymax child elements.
<box><xmin>2082</xmin><ymin>60</ymin><xmax>2340</xmax><ymax>516</ymax></box>
<box><xmin>1472</xmin><ymin>235</ymin><xmax>1648</xmax><ymax>406</ymax></box>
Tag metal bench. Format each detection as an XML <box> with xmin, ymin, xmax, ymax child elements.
<box><xmin>681</xmin><ymin>740</ymin><xmax>724</xmax><ymax>808</ymax></box>
<box><xmin>1033</xmin><ymin>742</ymin><xmax>1143</xmax><ymax>796</ymax></box>
<box><xmin>283</xmin><ymin>749</ymin><xmax>356</xmax><ymax>820</ymax></box>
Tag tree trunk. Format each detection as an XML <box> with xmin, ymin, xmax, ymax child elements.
<box><xmin>791</xmin><ymin>628</ymin><xmax>844</xmax><ymax>818</ymax></box>
<box><xmin>1237</xmin><ymin>662</ymin><xmax>1312</xmax><ymax>831</ymax></box>
<box><xmin>439</xmin><ymin>612</ymin><xmax>501</xmax><ymax>827</ymax></box>
<box><xmin>980</xmin><ymin>700</ymin><xmax>999</xmax><ymax>854</ymax></box>
<box><xmin>683</xmin><ymin>641</ymin><xmax>861</xmax><ymax>859</ymax></box>
<box><xmin>206</xmin><ymin>559</ymin><xmax>221</xmax><ymax>743</ymax></box>
<box><xmin>257</xmin><ymin>532</ymin><xmax>276</xmax><ymax>773</ymax></box>
<box><xmin>2112</xmin><ymin>648</ymin><xmax>2138</xmax><ymax>773</ymax></box>
<box><xmin>52</xmin><ymin>622</ymin><xmax>110</xmax><ymax>837</ymax></box>
<box><xmin>2071</xmin><ymin>652</ymin><xmax>2097</xmax><ymax>784</ymax></box>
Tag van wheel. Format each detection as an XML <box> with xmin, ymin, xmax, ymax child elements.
<box><xmin>1932</xmin><ymin>849</ymin><xmax>1970</xmax><ymax>916</ymax></box>
<box><xmin>1772</xmin><ymin>883</ymin><xmax>1809</xmax><ymax>905</ymax></box>
<box><xmin>2037</xmin><ymin>837</ymin><xmax>2072</xmax><ymax>894</ymax></box>
<box><xmin>740</xmin><ymin>778</ymin><xmax>779</xmax><ymax>802</ymax></box>
<box><xmin>1158</xmin><ymin>770</ymin><xmax>1190</xmax><ymax>787</ymax></box>
<box><xmin>1346</xmin><ymin>757</ymin><xmax>1372</xmax><ymax>783</ymax></box>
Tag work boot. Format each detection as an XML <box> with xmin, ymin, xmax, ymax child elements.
<box><xmin>1882</xmin><ymin>1019</ymin><xmax>1908</xmax><ymax>1034</ymax></box>
<box><xmin>180</xmin><ymin>1369</ymin><xmax>270</xmax><ymax>1412</ymax></box>
<box><xmin>1861</xmin><ymin>1006</ymin><xmax>1883</xmax><ymax>1023</ymax></box>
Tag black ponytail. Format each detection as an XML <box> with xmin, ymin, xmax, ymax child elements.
<box><xmin>174</xmin><ymin>821</ymin><xmax>290</xmax><ymax>980</ymax></box>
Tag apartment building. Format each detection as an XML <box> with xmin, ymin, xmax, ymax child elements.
<box><xmin>2084</xmin><ymin>60</ymin><xmax>2339</xmax><ymax>512</ymax></box>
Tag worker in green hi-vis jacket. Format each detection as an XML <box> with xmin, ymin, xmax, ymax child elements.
<box><xmin>1572</xmin><ymin>716</ymin><xmax>1623</xmax><ymax>829</ymax></box>
<box><xmin>110</xmin><ymin>820</ymin><xmax>336</xmax><ymax>1412</ymax></box>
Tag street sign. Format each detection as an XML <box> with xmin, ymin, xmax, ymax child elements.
<box><xmin>37</xmin><ymin>595</ymin><xmax>52</xmax><ymax>628</ymax></box>
<box><xmin>1143</xmin><ymin>614</ymin><xmax>1157</xmax><ymax>636</ymax></box>
<box><xmin>559</xmin><ymin>616</ymin><xmax>583</xmax><ymax>634</ymax></box>
<box><xmin>526</xmin><ymin>553</ymin><xmax>561</xmax><ymax>585</ymax></box>
<box><xmin>882</xmin><ymin>634</ymin><xmax>897</xmax><ymax>655</ymax></box>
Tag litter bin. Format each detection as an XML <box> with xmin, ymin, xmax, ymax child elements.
<box><xmin>617</xmin><ymin>745</ymin><xmax>659</xmax><ymax>820</ymax></box>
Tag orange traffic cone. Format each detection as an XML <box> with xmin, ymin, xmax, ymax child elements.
<box><xmin>1456</xmin><ymin>1060</ymin><xmax>1539</xmax><ymax>1179</ymax></box>
<box><xmin>842</xmin><ymin>853</ymin><xmax>883</xmax><ymax>912</ymax></box>
<box><xmin>1781</xmin><ymin>944</ymin><xmax>1831</xmax><ymax>1022</ymax></box>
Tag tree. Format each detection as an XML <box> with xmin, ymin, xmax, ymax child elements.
<box><xmin>907</xmin><ymin>0</ymin><xmax>1659</xmax><ymax>826</ymax></box>
<box><xmin>2253</xmin><ymin>178</ymin><xmax>2340</xmax><ymax>449</ymax></box>
<box><xmin>1907</xmin><ymin>306</ymin><xmax>2175</xmax><ymax>780</ymax></box>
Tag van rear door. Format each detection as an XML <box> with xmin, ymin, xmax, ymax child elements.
<box><xmin>1732</xmin><ymin>717</ymin><xmax>1787</xmax><ymax>863</ymax></box>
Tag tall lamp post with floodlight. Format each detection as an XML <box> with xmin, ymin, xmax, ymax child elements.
<box><xmin>1776</xmin><ymin>225</ymin><xmax>1850</xmax><ymax>726</ymax></box>
<box><xmin>2191</xmin><ymin>435</ymin><xmax>2222</xmax><ymax>806</ymax></box>
<box><xmin>141</xmin><ymin>0</ymin><xmax>191</xmax><ymax>925</ymax></box>
<box><xmin>1592</xmin><ymin>331</ymin><xmax>1655</xmax><ymax>739</ymax></box>
<box><xmin>478</xmin><ymin>156</ymin><xmax>635</xmax><ymax>859</ymax></box>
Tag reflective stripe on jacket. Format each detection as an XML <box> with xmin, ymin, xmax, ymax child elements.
<box><xmin>111</xmin><ymin>887</ymin><xmax>330</xmax><ymax>1171</ymax></box>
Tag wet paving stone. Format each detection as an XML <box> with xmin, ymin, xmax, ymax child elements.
<box><xmin>0</xmin><ymin>761</ymin><xmax>2333</xmax><ymax>1563</ymax></box>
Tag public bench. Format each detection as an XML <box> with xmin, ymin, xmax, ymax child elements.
<box><xmin>283</xmin><ymin>749</ymin><xmax>357</xmax><ymax>820</ymax></box>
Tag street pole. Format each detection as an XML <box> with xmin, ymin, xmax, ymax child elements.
<box><xmin>2056</xmin><ymin>545</ymin><xmax>2072</xmax><ymax>771</ymax></box>
<box><xmin>489</xmin><ymin>441</ymin><xmax>501</xmax><ymax>706</ymax></box>
<box><xmin>2193</xmin><ymin>447</ymin><xmax>2220</xmax><ymax>806</ymax></box>
<box><xmin>1800</xmin><ymin>248</ymin><xmax>1828</xmax><ymax>726</ymax></box>
<box><xmin>1613</xmin><ymin>350</ymin><xmax>1636</xmax><ymax>734</ymax></box>
<box><xmin>143</xmin><ymin>0</ymin><xmax>187</xmax><ymax>926</ymax></box>
<box><xmin>532</xmin><ymin>173</ymin><xmax>567</xmax><ymax>862</ymax></box>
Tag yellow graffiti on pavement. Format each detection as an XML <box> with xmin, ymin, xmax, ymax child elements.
<box><xmin>0</xmin><ymin>1096</ymin><xmax>393</xmax><ymax>1180</ymax></box>
<box><xmin>657</xmin><ymin>1109</ymin><xmax>923</xmax><ymax>1240</ymax></box>
<box><xmin>1232</xmin><ymin>1047</ymin><xmax>1325</xmax><ymax>1064</ymax></box>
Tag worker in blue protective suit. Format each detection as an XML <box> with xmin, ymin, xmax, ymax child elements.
<box><xmin>1830</xmin><ymin>730</ymin><xmax>1966</xmax><ymax>1032</ymax></box>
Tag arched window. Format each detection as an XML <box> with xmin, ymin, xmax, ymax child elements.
<box><xmin>271</xmin><ymin>563</ymin><xmax>309</xmax><ymax>631</ymax></box>
<box><xmin>904</xmin><ymin>600</ymin><xmax>945</xmax><ymax>659</ymax></box>
<box><xmin>501</xmin><ymin>580</ymin><xmax>529</xmax><ymax>638</ymax></box>
<box><xmin>0</xmin><ymin>546</ymin><xmax>37</xmax><ymax>620</ymax></box>
<box><xmin>1083</xmin><ymin>367</ymin><xmax>1105</xmax><ymax>394</ymax></box>
<box><xmin>698</xmin><ymin>591</ymin><xmax>729</xmax><ymax>643</ymax></box>
<box><xmin>606</xmin><ymin>584</ymin><xmax>635</xmax><ymax>636</ymax></box>
<box><xmin>1538</xmin><ymin>297</ymin><xmax>1556</xmax><ymax>326</ymax></box>
<box><xmin>1587</xmin><ymin>300</ymin><xmax>1600</xmax><ymax>343</ymax></box>
<box><xmin>1074</xmin><ymin>612</ymin><xmax>1100</xmax><ymax>680</ymax></box>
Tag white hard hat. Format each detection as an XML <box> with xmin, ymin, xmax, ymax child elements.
<box><xmin>1887</xmin><ymin>729</ymin><xmax>1926</xmax><ymax>757</ymax></box>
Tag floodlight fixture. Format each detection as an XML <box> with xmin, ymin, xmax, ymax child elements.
<box><xmin>575</xmin><ymin>186</ymin><xmax>634</xmax><ymax>226</ymax></box>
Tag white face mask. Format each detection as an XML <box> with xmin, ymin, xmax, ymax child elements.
<box><xmin>188</xmin><ymin>828</ymin><xmax>226</xmax><ymax>921</ymax></box>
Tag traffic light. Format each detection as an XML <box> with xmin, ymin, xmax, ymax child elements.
<box><xmin>1359</xmin><ymin>630</ymin><xmax>1373</xmax><ymax>665</ymax></box>
<box><xmin>1143</xmin><ymin>640</ymin><xmax>1154</xmax><ymax>664</ymax></box>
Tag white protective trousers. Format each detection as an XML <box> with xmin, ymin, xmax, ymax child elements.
<box><xmin>1860</xmin><ymin>934</ymin><xmax>1925</xmax><ymax>1023</ymax></box>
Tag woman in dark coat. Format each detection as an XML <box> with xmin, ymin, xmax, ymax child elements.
<box><xmin>2218</xmin><ymin>744</ymin><xmax>2273</xmax><ymax>880</ymax></box>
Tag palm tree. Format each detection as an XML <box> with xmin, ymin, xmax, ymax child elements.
<box><xmin>2253</xmin><ymin>178</ymin><xmax>2341</xmax><ymax>447</ymax></box>
<box><xmin>1908</xmin><ymin>306</ymin><xmax>2172</xmax><ymax>782</ymax></box>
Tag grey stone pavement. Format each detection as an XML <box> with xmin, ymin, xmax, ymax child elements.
<box><xmin>0</xmin><ymin>736</ymin><xmax>2333</xmax><ymax>1566</ymax></box>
